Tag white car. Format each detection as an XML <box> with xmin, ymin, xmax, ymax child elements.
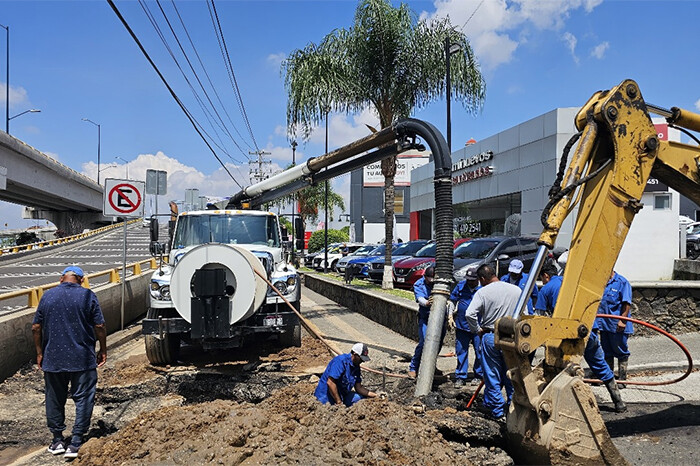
<box><xmin>335</xmin><ymin>244</ymin><xmax>378</xmax><ymax>273</ymax></box>
<box><xmin>312</xmin><ymin>243</ymin><xmax>366</xmax><ymax>271</ymax></box>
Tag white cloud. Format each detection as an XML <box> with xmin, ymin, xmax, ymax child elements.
<box><xmin>427</xmin><ymin>0</ymin><xmax>602</xmax><ymax>70</ymax></box>
<box><xmin>81</xmin><ymin>151</ymin><xmax>250</xmax><ymax>204</ymax></box>
<box><xmin>694</xmin><ymin>98</ymin><xmax>700</xmax><ymax>112</ymax></box>
<box><xmin>0</xmin><ymin>83</ymin><xmax>30</xmax><ymax>109</ymax></box>
<box><xmin>267</xmin><ymin>52</ymin><xmax>286</xmax><ymax>69</ymax></box>
<box><xmin>562</xmin><ymin>32</ymin><xmax>579</xmax><ymax>64</ymax></box>
<box><xmin>590</xmin><ymin>41</ymin><xmax>609</xmax><ymax>59</ymax></box>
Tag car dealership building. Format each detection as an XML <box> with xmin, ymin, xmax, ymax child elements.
<box><xmin>408</xmin><ymin>107</ymin><xmax>682</xmax><ymax>281</ymax></box>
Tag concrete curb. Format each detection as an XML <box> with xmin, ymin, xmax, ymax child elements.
<box><xmin>105</xmin><ymin>321</ymin><xmax>143</xmax><ymax>351</ymax></box>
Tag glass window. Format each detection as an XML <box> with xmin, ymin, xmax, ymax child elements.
<box><xmin>519</xmin><ymin>238</ymin><xmax>538</xmax><ymax>254</ymax></box>
<box><xmin>495</xmin><ymin>239</ymin><xmax>520</xmax><ymax>258</ymax></box>
<box><xmin>653</xmin><ymin>194</ymin><xmax>671</xmax><ymax>210</ymax></box>
<box><xmin>454</xmin><ymin>240</ymin><xmax>500</xmax><ymax>259</ymax></box>
<box><xmin>173</xmin><ymin>214</ymin><xmax>280</xmax><ymax>248</ymax></box>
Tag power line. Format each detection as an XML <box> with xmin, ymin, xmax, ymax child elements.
<box><xmin>459</xmin><ymin>0</ymin><xmax>485</xmax><ymax>32</ymax></box>
<box><xmin>138</xmin><ymin>0</ymin><xmax>246</xmax><ymax>164</ymax></box>
<box><xmin>248</xmin><ymin>149</ymin><xmax>272</xmax><ymax>184</ymax></box>
<box><xmin>208</xmin><ymin>0</ymin><xmax>260</xmax><ymax>152</ymax></box>
<box><xmin>106</xmin><ymin>0</ymin><xmax>242</xmax><ymax>189</ymax></box>
<box><xmin>170</xmin><ymin>0</ymin><xmax>254</xmax><ymax>154</ymax></box>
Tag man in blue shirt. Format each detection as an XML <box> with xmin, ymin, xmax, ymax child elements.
<box><xmin>32</xmin><ymin>266</ymin><xmax>107</xmax><ymax>458</ymax></box>
<box><xmin>594</xmin><ymin>271</ymin><xmax>633</xmax><ymax>387</ymax></box>
<box><xmin>535</xmin><ymin>264</ymin><xmax>562</xmax><ymax>316</ymax></box>
<box><xmin>314</xmin><ymin>343</ymin><xmax>379</xmax><ymax>406</ymax></box>
<box><xmin>408</xmin><ymin>267</ymin><xmax>445</xmax><ymax>378</ymax></box>
<box><xmin>535</xmin><ymin>260</ymin><xmax>627</xmax><ymax>412</ymax></box>
<box><xmin>500</xmin><ymin>259</ymin><xmax>538</xmax><ymax>314</ymax></box>
<box><xmin>448</xmin><ymin>267</ymin><xmax>482</xmax><ymax>387</ymax></box>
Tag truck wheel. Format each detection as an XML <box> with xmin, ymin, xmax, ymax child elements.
<box><xmin>280</xmin><ymin>321</ymin><xmax>302</xmax><ymax>348</ymax></box>
<box><xmin>144</xmin><ymin>309</ymin><xmax>181</xmax><ymax>365</ymax></box>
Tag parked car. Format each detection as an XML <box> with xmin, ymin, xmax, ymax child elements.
<box><xmin>348</xmin><ymin>244</ymin><xmax>398</xmax><ymax>278</ymax></box>
<box><xmin>335</xmin><ymin>244</ymin><xmax>377</xmax><ymax>274</ymax></box>
<box><xmin>312</xmin><ymin>242</ymin><xmax>365</xmax><ymax>271</ymax></box>
<box><xmin>392</xmin><ymin>240</ymin><xmax>464</xmax><ymax>289</ymax></box>
<box><xmin>687</xmin><ymin>222</ymin><xmax>700</xmax><ymax>260</ymax></box>
<box><xmin>452</xmin><ymin>236</ymin><xmax>539</xmax><ymax>282</ymax></box>
<box><xmin>366</xmin><ymin>240</ymin><xmax>430</xmax><ymax>282</ymax></box>
<box><xmin>304</xmin><ymin>243</ymin><xmax>341</xmax><ymax>268</ymax></box>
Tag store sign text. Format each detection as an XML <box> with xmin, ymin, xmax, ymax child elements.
<box><xmin>452</xmin><ymin>166</ymin><xmax>493</xmax><ymax>184</ymax></box>
<box><xmin>452</xmin><ymin>150</ymin><xmax>493</xmax><ymax>172</ymax></box>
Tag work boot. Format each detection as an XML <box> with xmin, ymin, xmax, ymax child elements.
<box><xmin>618</xmin><ymin>359</ymin><xmax>628</xmax><ymax>389</ymax></box>
<box><xmin>605</xmin><ymin>379</ymin><xmax>627</xmax><ymax>413</ymax></box>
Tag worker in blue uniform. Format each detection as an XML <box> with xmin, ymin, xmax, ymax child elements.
<box><xmin>314</xmin><ymin>343</ymin><xmax>379</xmax><ymax>406</ymax></box>
<box><xmin>536</xmin><ymin>259</ymin><xmax>627</xmax><ymax>412</ymax></box>
<box><xmin>500</xmin><ymin>259</ymin><xmax>538</xmax><ymax>314</ymax></box>
<box><xmin>535</xmin><ymin>263</ymin><xmax>563</xmax><ymax>316</ymax></box>
<box><xmin>408</xmin><ymin>266</ymin><xmax>445</xmax><ymax>378</ymax></box>
<box><xmin>594</xmin><ymin>271</ymin><xmax>633</xmax><ymax>387</ymax></box>
<box><xmin>447</xmin><ymin>267</ymin><xmax>483</xmax><ymax>387</ymax></box>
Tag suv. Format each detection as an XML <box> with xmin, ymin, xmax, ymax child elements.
<box><xmin>392</xmin><ymin>240</ymin><xmax>464</xmax><ymax>289</ymax></box>
<box><xmin>453</xmin><ymin>236</ymin><xmax>539</xmax><ymax>282</ymax></box>
<box><xmin>312</xmin><ymin>243</ymin><xmax>365</xmax><ymax>271</ymax></box>
<box><xmin>335</xmin><ymin>244</ymin><xmax>378</xmax><ymax>274</ymax></box>
<box><xmin>304</xmin><ymin>243</ymin><xmax>341</xmax><ymax>268</ymax></box>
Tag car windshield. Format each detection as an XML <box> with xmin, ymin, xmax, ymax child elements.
<box><xmin>454</xmin><ymin>240</ymin><xmax>500</xmax><ymax>259</ymax></box>
<box><xmin>349</xmin><ymin>245</ymin><xmax>376</xmax><ymax>256</ymax></box>
<box><xmin>393</xmin><ymin>241</ymin><xmax>429</xmax><ymax>256</ymax></box>
<box><xmin>415</xmin><ymin>243</ymin><xmax>436</xmax><ymax>258</ymax></box>
<box><xmin>173</xmin><ymin>213</ymin><xmax>280</xmax><ymax>248</ymax></box>
<box><xmin>688</xmin><ymin>224</ymin><xmax>700</xmax><ymax>235</ymax></box>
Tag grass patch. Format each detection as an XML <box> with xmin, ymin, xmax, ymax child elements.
<box><xmin>302</xmin><ymin>270</ymin><xmax>415</xmax><ymax>301</ymax></box>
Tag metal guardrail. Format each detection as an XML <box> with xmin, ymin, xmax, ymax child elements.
<box><xmin>0</xmin><ymin>219</ymin><xmax>140</xmax><ymax>256</ymax></box>
<box><xmin>0</xmin><ymin>257</ymin><xmax>159</xmax><ymax>308</ymax></box>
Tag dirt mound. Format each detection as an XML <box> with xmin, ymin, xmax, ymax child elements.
<box><xmin>77</xmin><ymin>382</ymin><xmax>469</xmax><ymax>465</ymax></box>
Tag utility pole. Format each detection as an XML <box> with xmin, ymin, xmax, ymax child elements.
<box><xmin>291</xmin><ymin>141</ymin><xmax>298</xmax><ymax>264</ymax></box>
<box><xmin>248</xmin><ymin>149</ymin><xmax>272</xmax><ymax>183</ymax></box>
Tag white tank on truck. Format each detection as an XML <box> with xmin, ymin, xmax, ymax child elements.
<box><xmin>143</xmin><ymin>209</ymin><xmax>301</xmax><ymax>365</ymax></box>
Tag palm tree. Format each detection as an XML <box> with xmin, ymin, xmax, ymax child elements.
<box><xmin>283</xmin><ymin>0</ymin><xmax>485</xmax><ymax>288</ymax></box>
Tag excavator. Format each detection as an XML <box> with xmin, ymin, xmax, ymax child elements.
<box><xmin>494</xmin><ymin>79</ymin><xmax>700</xmax><ymax>464</ymax></box>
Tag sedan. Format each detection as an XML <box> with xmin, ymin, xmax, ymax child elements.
<box><xmin>366</xmin><ymin>240</ymin><xmax>430</xmax><ymax>282</ymax></box>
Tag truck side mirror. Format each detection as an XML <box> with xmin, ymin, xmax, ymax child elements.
<box><xmin>149</xmin><ymin>241</ymin><xmax>163</xmax><ymax>257</ymax></box>
<box><xmin>281</xmin><ymin>225</ymin><xmax>289</xmax><ymax>242</ymax></box>
<box><xmin>294</xmin><ymin>217</ymin><xmax>304</xmax><ymax>240</ymax></box>
<box><xmin>149</xmin><ymin>218</ymin><xmax>159</xmax><ymax>242</ymax></box>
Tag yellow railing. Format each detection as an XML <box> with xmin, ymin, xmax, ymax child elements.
<box><xmin>0</xmin><ymin>257</ymin><xmax>160</xmax><ymax>308</ymax></box>
<box><xmin>0</xmin><ymin>219</ymin><xmax>140</xmax><ymax>256</ymax></box>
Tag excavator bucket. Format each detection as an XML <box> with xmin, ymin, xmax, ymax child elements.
<box><xmin>505</xmin><ymin>364</ymin><xmax>628</xmax><ymax>465</ymax></box>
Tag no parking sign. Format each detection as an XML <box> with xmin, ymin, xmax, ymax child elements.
<box><xmin>103</xmin><ymin>178</ymin><xmax>145</xmax><ymax>218</ymax></box>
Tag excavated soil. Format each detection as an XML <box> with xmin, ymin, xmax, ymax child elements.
<box><xmin>0</xmin><ymin>336</ymin><xmax>512</xmax><ymax>465</ymax></box>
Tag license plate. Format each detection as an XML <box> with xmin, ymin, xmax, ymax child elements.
<box><xmin>263</xmin><ymin>315</ymin><xmax>283</xmax><ymax>326</ymax></box>
<box><xmin>396</xmin><ymin>277</ymin><xmax>405</xmax><ymax>283</ymax></box>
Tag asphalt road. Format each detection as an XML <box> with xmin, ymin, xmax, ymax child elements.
<box><xmin>0</xmin><ymin>223</ymin><xmax>156</xmax><ymax>314</ymax></box>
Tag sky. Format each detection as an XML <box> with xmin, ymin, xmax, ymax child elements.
<box><xmin>1</xmin><ymin>0</ymin><xmax>699</xmax><ymax>230</ymax></box>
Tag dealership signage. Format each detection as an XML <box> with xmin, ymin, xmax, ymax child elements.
<box><xmin>363</xmin><ymin>151</ymin><xmax>430</xmax><ymax>187</ymax></box>
<box><xmin>452</xmin><ymin>150</ymin><xmax>495</xmax><ymax>185</ymax></box>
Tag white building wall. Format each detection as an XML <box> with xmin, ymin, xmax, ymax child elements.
<box><xmin>362</xmin><ymin>222</ymin><xmax>410</xmax><ymax>244</ymax></box>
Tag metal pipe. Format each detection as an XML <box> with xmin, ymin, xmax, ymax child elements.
<box><xmin>511</xmin><ymin>244</ymin><xmax>549</xmax><ymax>319</ymax></box>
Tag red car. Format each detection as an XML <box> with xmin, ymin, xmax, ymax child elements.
<box><xmin>392</xmin><ymin>239</ymin><xmax>469</xmax><ymax>289</ymax></box>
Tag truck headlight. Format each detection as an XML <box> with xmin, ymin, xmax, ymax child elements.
<box><xmin>150</xmin><ymin>282</ymin><xmax>171</xmax><ymax>300</ymax></box>
<box><xmin>272</xmin><ymin>281</ymin><xmax>288</xmax><ymax>294</ymax></box>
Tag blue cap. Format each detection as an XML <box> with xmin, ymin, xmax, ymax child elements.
<box><xmin>62</xmin><ymin>266</ymin><xmax>84</xmax><ymax>278</ymax></box>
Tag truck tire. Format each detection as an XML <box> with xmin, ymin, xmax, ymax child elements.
<box><xmin>280</xmin><ymin>302</ymin><xmax>302</xmax><ymax>347</ymax></box>
<box><xmin>144</xmin><ymin>309</ymin><xmax>181</xmax><ymax>365</ymax></box>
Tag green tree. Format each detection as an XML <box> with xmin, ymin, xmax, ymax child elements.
<box><xmin>296</xmin><ymin>181</ymin><xmax>345</xmax><ymax>233</ymax></box>
<box><xmin>283</xmin><ymin>0</ymin><xmax>484</xmax><ymax>288</ymax></box>
<box><xmin>308</xmin><ymin>229</ymin><xmax>349</xmax><ymax>253</ymax></box>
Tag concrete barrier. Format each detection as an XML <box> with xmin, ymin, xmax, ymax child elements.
<box><xmin>303</xmin><ymin>273</ymin><xmax>455</xmax><ymax>347</ymax></box>
<box><xmin>673</xmin><ymin>259</ymin><xmax>700</xmax><ymax>281</ymax></box>
<box><xmin>0</xmin><ymin>274</ymin><xmax>149</xmax><ymax>382</ymax></box>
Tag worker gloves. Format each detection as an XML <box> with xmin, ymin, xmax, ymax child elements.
<box><xmin>446</xmin><ymin>301</ymin><xmax>456</xmax><ymax>330</ymax></box>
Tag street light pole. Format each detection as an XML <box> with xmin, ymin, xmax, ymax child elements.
<box><xmin>82</xmin><ymin>118</ymin><xmax>101</xmax><ymax>184</ymax></box>
<box><xmin>1</xmin><ymin>24</ymin><xmax>9</xmax><ymax>134</ymax></box>
<box><xmin>324</xmin><ymin>110</ymin><xmax>329</xmax><ymax>273</ymax></box>
<box><xmin>291</xmin><ymin>140</ymin><xmax>297</xmax><ymax>263</ymax></box>
<box><xmin>115</xmin><ymin>156</ymin><xmax>130</xmax><ymax>179</ymax></box>
<box><xmin>8</xmin><ymin>108</ymin><xmax>40</xmax><ymax>129</ymax></box>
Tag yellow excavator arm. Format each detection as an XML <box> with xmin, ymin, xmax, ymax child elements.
<box><xmin>495</xmin><ymin>79</ymin><xmax>700</xmax><ymax>464</ymax></box>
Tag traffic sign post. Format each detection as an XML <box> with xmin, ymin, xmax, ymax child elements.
<box><xmin>103</xmin><ymin>178</ymin><xmax>145</xmax><ymax>330</ymax></box>
<box><xmin>146</xmin><ymin>169</ymin><xmax>167</xmax><ymax>219</ymax></box>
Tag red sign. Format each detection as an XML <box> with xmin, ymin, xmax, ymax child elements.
<box><xmin>108</xmin><ymin>183</ymin><xmax>142</xmax><ymax>214</ymax></box>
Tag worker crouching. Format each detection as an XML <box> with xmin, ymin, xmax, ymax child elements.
<box><xmin>314</xmin><ymin>343</ymin><xmax>380</xmax><ymax>406</ymax></box>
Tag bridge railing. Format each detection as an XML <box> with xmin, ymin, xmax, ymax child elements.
<box><xmin>0</xmin><ymin>219</ymin><xmax>140</xmax><ymax>256</ymax></box>
<box><xmin>0</xmin><ymin>257</ymin><xmax>161</xmax><ymax>308</ymax></box>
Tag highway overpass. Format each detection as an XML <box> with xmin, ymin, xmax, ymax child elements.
<box><xmin>0</xmin><ymin>130</ymin><xmax>111</xmax><ymax>234</ymax></box>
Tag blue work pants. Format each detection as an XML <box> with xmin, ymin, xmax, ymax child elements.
<box><xmin>599</xmin><ymin>331</ymin><xmax>631</xmax><ymax>360</ymax></box>
<box><xmin>480</xmin><ymin>333</ymin><xmax>513</xmax><ymax>418</ymax></box>
<box><xmin>455</xmin><ymin>328</ymin><xmax>482</xmax><ymax>380</ymax></box>
<box><xmin>409</xmin><ymin>315</ymin><xmax>446</xmax><ymax>373</ymax></box>
<box><xmin>584</xmin><ymin>332</ymin><xmax>614</xmax><ymax>382</ymax></box>
<box><xmin>44</xmin><ymin>369</ymin><xmax>97</xmax><ymax>446</ymax></box>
